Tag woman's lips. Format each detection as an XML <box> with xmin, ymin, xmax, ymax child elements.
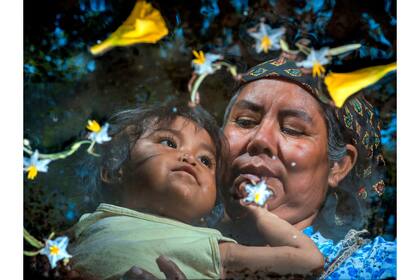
<box><xmin>231</xmin><ymin>154</ymin><xmax>286</xmax><ymax>181</ymax></box>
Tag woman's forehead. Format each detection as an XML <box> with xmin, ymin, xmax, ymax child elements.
<box><xmin>234</xmin><ymin>79</ymin><xmax>324</xmax><ymax>114</ymax></box>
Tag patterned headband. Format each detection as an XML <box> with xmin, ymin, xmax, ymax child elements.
<box><xmin>239</xmin><ymin>55</ymin><xmax>388</xmax><ymax>199</ymax></box>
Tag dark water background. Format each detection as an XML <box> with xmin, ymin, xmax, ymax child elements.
<box><xmin>24</xmin><ymin>0</ymin><xmax>396</xmax><ymax>277</ymax></box>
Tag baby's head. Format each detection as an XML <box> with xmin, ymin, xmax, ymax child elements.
<box><xmin>93</xmin><ymin>102</ymin><xmax>227</xmax><ymax>224</ymax></box>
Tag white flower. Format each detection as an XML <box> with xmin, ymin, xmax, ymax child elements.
<box><xmin>23</xmin><ymin>150</ymin><xmax>52</xmax><ymax>180</ymax></box>
<box><xmin>248</xmin><ymin>23</ymin><xmax>286</xmax><ymax>53</ymax></box>
<box><xmin>296</xmin><ymin>47</ymin><xmax>330</xmax><ymax>77</ymax></box>
<box><xmin>86</xmin><ymin>120</ymin><xmax>112</xmax><ymax>144</ymax></box>
<box><xmin>191</xmin><ymin>50</ymin><xmax>222</xmax><ymax>75</ymax></box>
<box><xmin>244</xmin><ymin>180</ymin><xmax>273</xmax><ymax>206</ymax></box>
<box><xmin>40</xmin><ymin>236</ymin><xmax>72</xmax><ymax>269</ymax></box>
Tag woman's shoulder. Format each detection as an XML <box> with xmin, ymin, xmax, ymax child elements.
<box><xmin>304</xmin><ymin>226</ymin><xmax>396</xmax><ymax>279</ymax></box>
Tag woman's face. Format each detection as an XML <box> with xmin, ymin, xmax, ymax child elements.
<box><xmin>223</xmin><ymin>79</ymin><xmax>331</xmax><ymax>229</ymax></box>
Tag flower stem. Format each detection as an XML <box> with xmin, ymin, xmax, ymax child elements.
<box><xmin>24</xmin><ymin>228</ymin><xmax>44</xmax><ymax>249</ymax></box>
<box><xmin>24</xmin><ymin>250</ymin><xmax>42</xmax><ymax>256</ymax></box>
<box><xmin>48</xmin><ymin>232</ymin><xmax>55</xmax><ymax>240</ymax></box>
<box><xmin>295</xmin><ymin>42</ymin><xmax>311</xmax><ymax>55</ymax></box>
<box><xmin>23</xmin><ymin>140</ymin><xmax>92</xmax><ymax>160</ymax></box>
<box><xmin>87</xmin><ymin>141</ymin><xmax>100</xmax><ymax>157</ymax></box>
<box><xmin>190</xmin><ymin>73</ymin><xmax>209</xmax><ymax>104</ymax></box>
<box><xmin>328</xmin><ymin>43</ymin><xmax>361</xmax><ymax>56</ymax></box>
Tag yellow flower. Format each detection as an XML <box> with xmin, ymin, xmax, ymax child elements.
<box><xmin>86</xmin><ymin>120</ymin><xmax>101</xmax><ymax>133</ymax></box>
<box><xmin>296</xmin><ymin>48</ymin><xmax>329</xmax><ymax>77</ymax></box>
<box><xmin>24</xmin><ymin>150</ymin><xmax>51</xmax><ymax>180</ymax></box>
<box><xmin>244</xmin><ymin>180</ymin><xmax>273</xmax><ymax>206</ymax></box>
<box><xmin>261</xmin><ymin>35</ymin><xmax>272</xmax><ymax>53</ymax></box>
<box><xmin>312</xmin><ymin>62</ymin><xmax>326</xmax><ymax>78</ymax></box>
<box><xmin>89</xmin><ymin>0</ymin><xmax>168</xmax><ymax>56</ymax></box>
<box><xmin>325</xmin><ymin>62</ymin><xmax>396</xmax><ymax>108</ymax></box>
<box><xmin>27</xmin><ymin>166</ymin><xmax>38</xmax><ymax>180</ymax></box>
<box><xmin>40</xmin><ymin>236</ymin><xmax>72</xmax><ymax>269</ymax></box>
<box><xmin>192</xmin><ymin>50</ymin><xmax>206</xmax><ymax>65</ymax></box>
<box><xmin>86</xmin><ymin>120</ymin><xmax>112</xmax><ymax>144</ymax></box>
<box><xmin>49</xmin><ymin>245</ymin><xmax>60</xmax><ymax>256</ymax></box>
<box><xmin>191</xmin><ymin>50</ymin><xmax>222</xmax><ymax>75</ymax></box>
<box><xmin>248</xmin><ymin>22</ymin><xmax>285</xmax><ymax>54</ymax></box>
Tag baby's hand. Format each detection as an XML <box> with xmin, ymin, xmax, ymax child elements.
<box><xmin>239</xmin><ymin>198</ymin><xmax>269</xmax><ymax>221</ymax></box>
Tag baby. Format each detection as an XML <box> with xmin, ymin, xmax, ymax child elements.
<box><xmin>69</xmin><ymin>102</ymin><xmax>323</xmax><ymax>279</ymax></box>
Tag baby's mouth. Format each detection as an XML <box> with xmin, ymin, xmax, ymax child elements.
<box><xmin>172</xmin><ymin>165</ymin><xmax>198</xmax><ymax>183</ymax></box>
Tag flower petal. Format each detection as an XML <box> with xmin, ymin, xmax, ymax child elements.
<box><xmin>325</xmin><ymin>62</ymin><xmax>396</xmax><ymax>107</ymax></box>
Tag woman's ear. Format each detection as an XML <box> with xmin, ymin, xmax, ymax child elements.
<box><xmin>100</xmin><ymin>167</ymin><xmax>124</xmax><ymax>184</ymax></box>
<box><xmin>328</xmin><ymin>144</ymin><xmax>358</xmax><ymax>188</ymax></box>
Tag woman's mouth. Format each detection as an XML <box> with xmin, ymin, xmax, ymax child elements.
<box><xmin>230</xmin><ymin>154</ymin><xmax>286</xmax><ymax>202</ymax></box>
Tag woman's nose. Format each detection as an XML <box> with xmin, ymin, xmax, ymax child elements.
<box><xmin>180</xmin><ymin>153</ymin><xmax>197</xmax><ymax>166</ymax></box>
<box><xmin>246</xmin><ymin>119</ymin><xmax>279</xmax><ymax>158</ymax></box>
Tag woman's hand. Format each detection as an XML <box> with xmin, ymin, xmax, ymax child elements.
<box><xmin>121</xmin><ymin>256</ymin><xmax>186</xmax><ymax>280</ymax></box>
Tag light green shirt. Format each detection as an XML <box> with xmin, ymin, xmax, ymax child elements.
<box><xmin>69</xmin><ymin>203</ymin><xmax>236</xmax><ymax>279</ymax></box>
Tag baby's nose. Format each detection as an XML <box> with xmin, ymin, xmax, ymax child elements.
<box><xmin>180</xmin><ymin>153</ymin><xmax>196</xmax><ymax>166</ymax></box>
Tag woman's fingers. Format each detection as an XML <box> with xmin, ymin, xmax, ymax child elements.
<box><xmin>120</xmin><ymin>256</ymin><xmax>187</xmax><ymax>280</ymax></box>
<box><xmin>121</xmin><ymin>266</ymin><xmax>159</xmax><ymax>280</ymax></box>
<box><xmin>156</xmin><ymin>256</ymin><xmax>187</xmax><ymax>280</ymax></box>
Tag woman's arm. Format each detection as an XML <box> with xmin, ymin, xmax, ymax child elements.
<box><xmin>219</xmin><ymin>205</ymin><xmax>324</xmax><ymax>277</ymax></box>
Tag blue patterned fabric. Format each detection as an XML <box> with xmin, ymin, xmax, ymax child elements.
<box><xmin>303</xmin><ymin>226</ymin><xmax>396</xmax><ymax>279</ymax></box>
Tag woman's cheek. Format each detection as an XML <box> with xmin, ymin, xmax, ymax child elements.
<box><xmin>283</xmin><ymin>141</ymin><xmax>327</xmax><ymax>171</ymax></box>
<box><xmin>225</xmin><ymin>127</ymin><xmax>249</xmax><ymax>159</ymax></box>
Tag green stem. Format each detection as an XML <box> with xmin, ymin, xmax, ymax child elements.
<box><xmin>295</xmin><ymin>42</ymin><xmax>311</xmax><ymax>55</ymax></box>
<box><xmin>217</xmin><ymin>61</ymin><xmax>233</xmax><ymax>68</ymax></box>
<box><xmin>23</xmin><ymin>140</ymin><xmax>92</xmax><ymax>160</ymax></box>
<box><xmin>48</xmin><ymin>232</ymin><xmax>55</xmax><ymax>240</ymax></box>
<box><xmin>24</xmin><ymin>250</ymin><xmax>42</xmax><ymax>257</ymax></box>
<box><xmin>217</xmin><ymin>62</ymin><xmax>237</xmax><ymax>77</ymax></box>
<box><xmin>24</xmin><ymin>228</ymin><xmax>44</xmax><ymax>249</ymax></box>
<box><xmin>190</xmin><ymin>73</ymin><xmax>209</xmax><ymax>104</ymax></box>
<box><xmin>87</xmin><ymin>141</ymin><xmax>100</xmax><ymax>157</ymax></box>
<box><xmin>23</xmin><ymin>146</ymin><xmax>32</xmax><ymax>155</ymax></box>
<box><xmin>328</xmin><ymin>43</ymin><xmax>362</xmax><ymax>56</ymax></box>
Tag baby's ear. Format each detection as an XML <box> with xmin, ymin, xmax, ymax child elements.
<box><xmin>100</xmin><ymin>167</ymin><xmax>124</xmax><ymax>184</ymax></box>
<box><xmin>328</xmin><ymin>144</ymin><xmax>358</xmax><ymax>188</ymax></box>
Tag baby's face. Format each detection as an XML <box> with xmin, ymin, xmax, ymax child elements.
<box><xmin>122</xmin><ymin>116</ymin><xmax>218</xmax><ymax>223</ymax></box>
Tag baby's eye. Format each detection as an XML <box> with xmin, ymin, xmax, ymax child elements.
<box><xmin>160</xmin><ymin>138</ymin><xmax>177</xmax><ymax>148</ymax></box>
<box><xmin>199</xmin><ymin>156</ymin><xmax>213</xmax><ymax>168</ymax></box>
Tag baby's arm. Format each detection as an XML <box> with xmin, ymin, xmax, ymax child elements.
<box><xmin>219</xmin><ymin>205</ymin><xmax>324</xmax><ymax>276</ymax></box>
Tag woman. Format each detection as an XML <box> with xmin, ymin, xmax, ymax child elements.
<box><xmin>110</xmin><ymin>56</ymin><xmax>395</xmax><ymax>279</ymax></box>
<box><xmin>214</xmin><ymin>56</ymin><xmax>395</xmax><ymax>279</ymax></box>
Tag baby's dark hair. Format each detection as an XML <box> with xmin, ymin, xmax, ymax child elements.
<box><xmin>83</xmin><ymin>101</ymin><xmax>228</xmax><ymax>207</ymax></box>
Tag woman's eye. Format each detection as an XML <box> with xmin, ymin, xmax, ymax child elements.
<box><xmin>235</xmin><ymin>118</ymin><xmax>257</xmax><ymax>128</ymax></box>
<box><xmin>199</xmin><ymin>156</ymin><xmax>213</xmax><ymax>168</ymax></box>
<box><xmin>160</xmin><ymin>138</ymin><xmax>177</xmax><ymax>148</ymax></box>
<box><xmin>282</xmin><ymin>127</ymin><xmax>303</xmax><ymax>136</ymax></box>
